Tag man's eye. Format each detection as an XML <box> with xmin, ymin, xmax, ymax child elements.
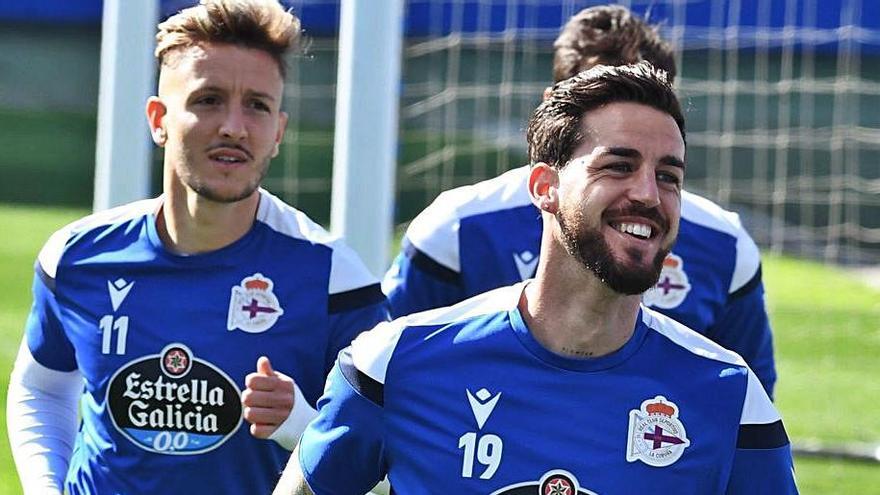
<box><xmin>250</xmin><ymin>100</ymin><xmax>271</xmax><ymax>112</ymax></box>
<box><xmin>657</xmin><ymin>171</ymin><xmax>681</xmax><ymax>185</ymax></box>
<box><xmin>607</xmin><ymin>163</ymin><xmax>632</xmax><ymax>173</ymax></box>
<box><xmin>195</xmin><ymin>96</ymin><xmax>219</xmax><ymax>105</ymax></box>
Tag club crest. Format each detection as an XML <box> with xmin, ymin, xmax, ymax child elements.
<box><xmin>642</xmin><ymin>253</ymin><xmax>691</xmax><ymax>309</ymax></box>
<box><xmin>626</xmin><ymin>396</ymin><xmax>690</xmax><ymax>467</ymax></box>
<box><xmin>227</xmin><ymin>273</ymin><xmax>284</xmax><ymax>334</ymax></box>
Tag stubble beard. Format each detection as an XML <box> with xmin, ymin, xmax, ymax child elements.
<box><xmin>556</xmin><ymin>207</ymin><xmax>670</xmax><ymax>295</ymax></box>
<box><xmin>182</xmin><ymin>156</ymin><xmax>271</xmax><ymax>204</ymax></box>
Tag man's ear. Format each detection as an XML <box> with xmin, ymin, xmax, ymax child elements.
<box><xmin>145</xmin><ymin>97</ymin><xmax>168</xmax><ymax>146</ymax></box>
<box><xmin>542</xmin><ymin>86</ymin><xmax>552</xmax><ymax>102</ymax></box>
<box><xmin>272</xmin><ymin>111</ymin><xmax>289</xmax><ymax>158</ymax></box>
<box><xmin>528</xmin><ymin>163</ymin><xmax>559</xmax><ymax>214</ymax></box>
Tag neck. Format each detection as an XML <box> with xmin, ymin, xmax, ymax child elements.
<box><xmin>157</xmin><ymin>181</ymin><xmax>260</xmax><ymax>255</ymax></box>
<box><xmin>519</xmin><ymin>231</ymin><xmax>641</xmax><ymax>359</ymax></box>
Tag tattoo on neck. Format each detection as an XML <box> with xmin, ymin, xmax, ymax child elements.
<box><xmin>560</xmin><ymin>346</ymin><xmax>594</xmax><ymax>357</ymax></box>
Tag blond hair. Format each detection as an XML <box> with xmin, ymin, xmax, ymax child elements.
<box><xmin>156</xmin><ymin>0</ymin><xmax>301</xmax><ymax>77</ymax></box>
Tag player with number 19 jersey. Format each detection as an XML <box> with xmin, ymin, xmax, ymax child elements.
<box><xmin>14</xmin><ymin>189</ymin><xmax>389</xmax><ymax>495</ymax></box>
<box><xmin>299</xmin><ymin>284</ymin><xmax>797</xmax><ymax>494</ymax></box>
<box><xmin>384</xmin><ymin>166</ymin><xmax>777</xmax><ymax>396</ymax></box>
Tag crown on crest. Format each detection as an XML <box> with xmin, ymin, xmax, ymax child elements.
<box><xmin>244</xmin><ymin>275</ymin><xmax>270</xmax><ymax>291</ymax></box>
<box><xmin>646</xmin><ymin>399</ymin><xmax>676</xmax><ymax>416</ymax></box>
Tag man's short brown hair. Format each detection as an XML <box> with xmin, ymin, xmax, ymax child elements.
<box><xmin>528</xmin><ymin>61</ymin><xmax>685</xmax><ymax>171</ymax></box>
<box><xmin>156</xmin><ymin>0</ymin><xmax>301</xmax><ymax>78</ymax></box>
<box><xmin>553</xmin><ymin>5</ymin><xmax>676</xmax><ymax>84</ymax></box>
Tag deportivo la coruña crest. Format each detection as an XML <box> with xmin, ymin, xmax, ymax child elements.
<box><xmin>626</xmin><ymin>396</ymin><xmax>690</xmax><ymax>467</ymax></box>
<box><xmin>227</xmin><ymin>273</ymin><xmax>284</xmax><ymax>333</ymax></box>
<box><xmin>642</xmin><ymin>253</ymin><xmax>691</xmax><ymax>309</ymax></box>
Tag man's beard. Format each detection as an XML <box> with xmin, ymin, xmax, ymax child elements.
<box><xmin>183</xmin><ymin>158</ymin><xmax>270</xmax><ymax>204</ymax></box>
<box><xmin>556</xmin><ymin>205</ymin><xmax>671</xmax><ymax>295</ymax></box>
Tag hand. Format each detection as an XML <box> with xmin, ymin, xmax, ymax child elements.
<box><xmin>242</xmin><ymin>356</ymin><xmax>295</xmax><ymax>439</ymax></box>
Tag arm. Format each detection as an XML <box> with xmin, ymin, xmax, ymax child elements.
<box><xmin>383</xmin><ymin>241</ymin><xmax>465</xmax><ymax>318</ymax></box>
<box><xmin>8</xmin><ymin>270</ymin><xmax>81</xmax><ymax>494</ymax></box>
<box><xmin>8</xmin><ymin>344</ymin><xmax>81</xmax><ymax>495</ymax></box>
<box><xmin>726</xmin><ymin>371</ymin><xmax>798</xmax><ymax>494</ymax></box>
<box><xmin>273</xmin><ymin>444</ymin><xmax>315</xmax><ymax>495</ymax></box>
<box><xmin>708</xmin><ymin>268</ymin><xmax>777</xmax><ymax>398</ymax></box>
<box><xmin>243</xmin><ymin>293</ymin><xmax>388</xmax><ymax>450</ymax></box>
<box><xmin>276</xmin><ymin>352</ymin><xmax>387</xmax><ymax>495</ymax></box>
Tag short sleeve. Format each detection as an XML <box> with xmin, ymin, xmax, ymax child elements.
<box><xmin>727</xmin><ymin>370</ymin><xmax>798</xmax><ymax>493</ymax></box>
<box><xmin>25</xmin><ymin>268</ymin><xmax>77</xmax><ymax>372</ymax></box>
<box><xmin>299</xmin><ymin>351</ymin><xmax>387</xmax><ymax>495</ymax></box>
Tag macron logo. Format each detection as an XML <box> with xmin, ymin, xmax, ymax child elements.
<box><xmin>108</xmin><ymin>278</ymin><xmax>134</xmax><ymax>311</ymax></box>
<box><xmin>513</xmin><ymin>250</ymin><xmax>538</xmax><ymax>281</ymax></box>
<box><xmin>466</xmin><ymin>388</ymin><xmax>501</xmax><ymax>430</ymax></box>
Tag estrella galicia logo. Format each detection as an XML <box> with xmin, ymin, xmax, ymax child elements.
<box><xmin>107</xmin><ymin>343</ymin><xmax>243</xmax><ymax>455</ymax></box>
<box><xmin>490</xmin><ymin>469</ymin><xmax>598</xmax><ymax>495</ymax></box>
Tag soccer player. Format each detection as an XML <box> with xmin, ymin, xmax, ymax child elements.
<box><xmin>275</xmin><ymin>62</ymin><xmax>798</xmax><ymax>495</ymax></box>
<box><xmin>6</xmin><ymin>1</ymin><xmax>388</xmax><ymax>494</ymax></box>
<box><xmin>384</xmin><ymin>5</ymin><xmax>777</xmax><ymax>396</ymax></box>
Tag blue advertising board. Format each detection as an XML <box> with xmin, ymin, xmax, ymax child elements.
<box><xmin>2</xmin><ymin>0</ymin><xmax>879</xmax><ymax>51</ymax></box>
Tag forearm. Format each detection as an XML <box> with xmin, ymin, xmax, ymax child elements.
<box><xmin>273</xmin><ymin>444</ymin><xmax>314</xmax><ymax>495</ymax></box>
<box><xmin>7</xmin><ymin>341</ymin><xmax>81</xmax><ymax>495</ymax></box>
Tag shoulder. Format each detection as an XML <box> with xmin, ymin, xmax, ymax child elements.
<box><xmin>640</xmin><ymin>306</ymin><xmax>748</xmax><ymax>368</ymax></box>
<box><xmin>349</xmin><ymin>284</ymin><xmax>522</xmax><ymax>385</ymax></box>
<box><xmin>644</xmin><ymin>308</ymin><xmax>781</xmax><ymax>426</ymax></box>
<box><xmin>256</xmin><ymin>188</ymin><xmax>337</xmax><ymax>245</ymax></box>
<box><xmin>37</xmin><ymin>198</ymin><xmax>158</xmax><ymax>280</ymax></box>
<box><xmin>405</xmin><ymin>166</ymin><xmax>532</xmax><ymax>271</ymax></box>
<box><xmin>680</xmin><ymin>190</ymin><xmax>762</xmax><ymax>294</ymax></box>
<box><xmin>256</xmin><ymin>189</ymin><xmax>378</xmax><ymax>294</ymax></box>
<box><xmin>640</xmin><ymin>306</ymin><xmax>780</xmax><ymax>418</ymax></box>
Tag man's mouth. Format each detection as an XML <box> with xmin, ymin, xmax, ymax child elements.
<box><xmin>605</xmin><ymin>204</ymin><xmax>668</xmax><ymax>241</ymax></box>
<box><xmin>613</xmin><ymin>221</ymin><xmax>652</xmax><ymax>239</ymax></box>
<box><xmin>207</xmin><ymin>145</ymin><xmax>252</xmax><ymax>164</ymax></box>
<box><xmin>213</xmin><ymin>155</ymin><xmax>245</xmax><ymax>163</ymax></box>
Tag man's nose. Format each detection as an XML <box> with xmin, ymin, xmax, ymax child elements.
<box><xmin>219</xmin><ymin>107</ymin><xmax>248</xmax><ymax>140</ymax></box>
<box><xmin>628</xmin><ymin>167</ymin><xmax>661</xmax><ymax>208</ymax></box>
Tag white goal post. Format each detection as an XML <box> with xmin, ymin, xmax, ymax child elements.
<box><xmin>331</xmin><ymin>0</ymin><xmax>404</xmax><ymax>277</ymax></box>
<box><xmin>93</xmin><ymin>0</ymin><xmax>158</xmax><ymax>211</ymax></box>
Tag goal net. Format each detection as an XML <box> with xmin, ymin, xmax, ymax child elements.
<box><xmin>270</xmin><ymin>0</ymin><xmax>880</xmax><ymax>265</ymax></box>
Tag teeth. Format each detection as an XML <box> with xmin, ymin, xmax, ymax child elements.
<box><xmin>616</xmin><ymin>222</ymin><xmax>652</xmax><ymax>238</ymax></box>
<box><xmin>215</xmin><ymin>156</ymin><xmax>242</xmax><ymax>163</ymax></box>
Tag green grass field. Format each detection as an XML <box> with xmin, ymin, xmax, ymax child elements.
<box><xmin>0</xmin><ymin>204</ymin><xmax>877</xmax><ymax>494</ymax></box>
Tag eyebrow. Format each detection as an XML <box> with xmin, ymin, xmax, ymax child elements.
<box><xmin>602</xmin><ymin>147</ymin><xmax>685</xmax><ymax>169</ymax></box>
<box><xmin>194</xmin><ymin>85</ymin><xmax>277</xmax><ymax>102</ymax></box>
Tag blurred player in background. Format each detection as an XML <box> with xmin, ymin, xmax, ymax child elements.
<box><xmin>384</xmin><ymin>4</ymin><xmax>777</xmax><ymax>396</ymax></box>
<box><xmin>277</xmin><ymin>62</ymin><xmax>798</xmax><ymax>495</ymax></box>
<box><xmin>6</xmin><ymin>1</ymin><xmax>387</xmax><ymax>494</ymax></box>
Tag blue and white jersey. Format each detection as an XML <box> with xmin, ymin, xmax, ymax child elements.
<box><xmin>299</xmin><ymin>285</ymin><xmax>797</xmax><ymax>495</ymax></box>
<box><xmin>384</xmin><ymin>165</ymin><xmax>776</xmax><ymax>395</ymax></box>
<box><xmin>23</xmin><ymin>189</ymin><xmax>389</xmax><ymax>495</ymax></box>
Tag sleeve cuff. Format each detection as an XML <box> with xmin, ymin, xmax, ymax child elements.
<box><xmin>268</xmin><ymin>381</ymin><xmax>318</xmax><ymax>450</ymax></box>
